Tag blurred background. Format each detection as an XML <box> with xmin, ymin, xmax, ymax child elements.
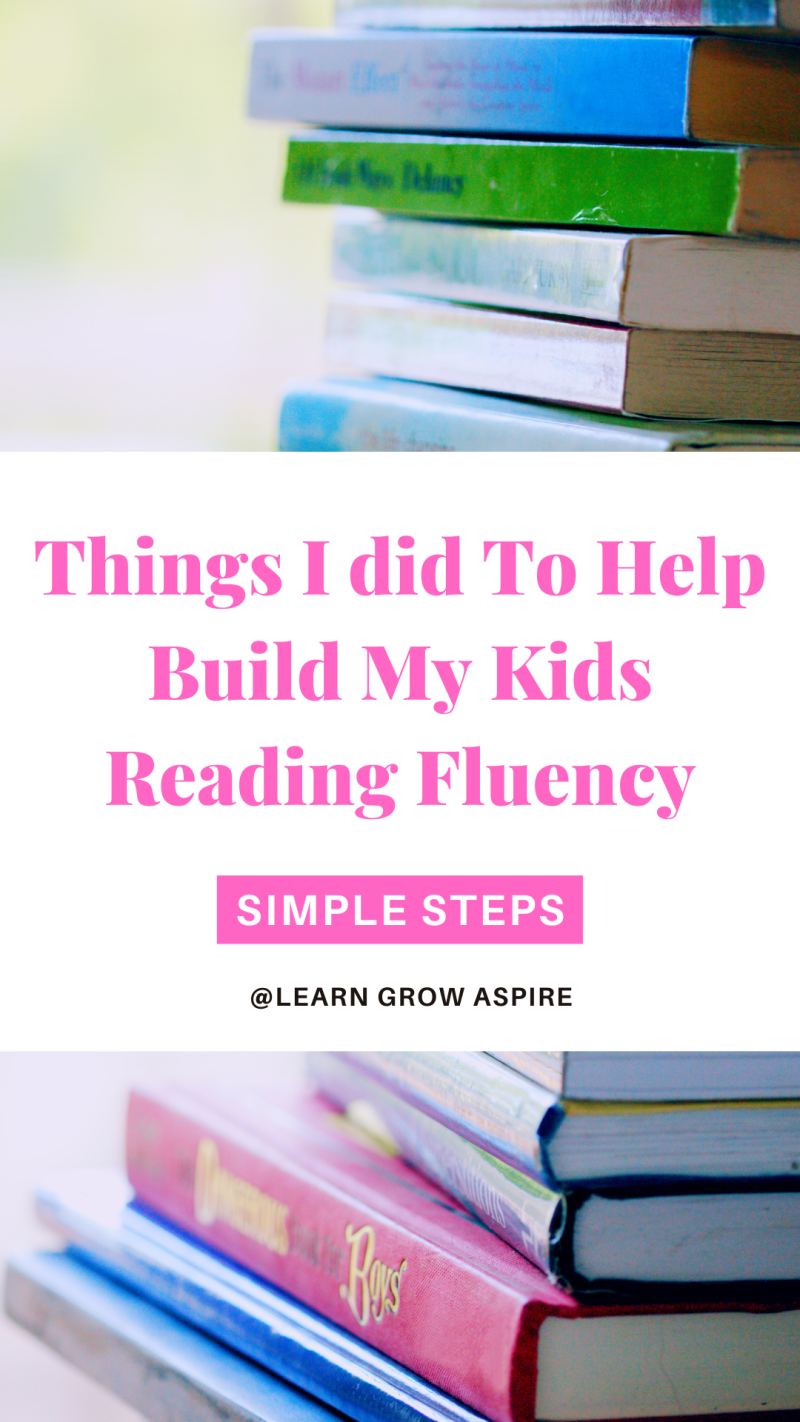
<box><xmin>0</xmin><ymin>0</ymin><xmax>333</xmax><ymax>449</ymax></box>
<box><xmin>0</xmin><ymin>1052</ymin><xmax>304</xmax><ymax>1420</ymax></box>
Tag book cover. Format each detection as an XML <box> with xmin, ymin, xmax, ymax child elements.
<box><xmin>284</xmin><ymin>131</ymin><xmax>800</xmax><ymax>239</ymax></box>
<box><xmin>249</xmin><ymin>31</ymin><xmax>800</xmax><ymax>145</ymax></box>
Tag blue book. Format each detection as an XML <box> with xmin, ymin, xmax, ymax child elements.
<box><xmin>278</xmin><ymin>379</ymin><xmax>800</xmax><ymax>452</ymax></box>
<box><xmin>25</xmin><ymin>1170</ymin><xmax>800</xmax><ymax>1412</ymax></box>
<box><xmin>32</xmin><ymin>1168</ymin><xmax>484</xmax><ymax>1422</ymax></box>
<box><xmin>248</xmin><ymin>30</ymin><xmax>800</xmax><ymax>143</ymax></box>
<box><xmin>6</xmin><ymin>1249</ymin><xmax>348</xmax><ymax>1422</ymax></box>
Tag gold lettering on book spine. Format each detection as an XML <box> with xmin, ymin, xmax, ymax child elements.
<box><xmin>193</xmin><ymin>1138</ymin><xmax>290</xmax><ymax>1255</ymax></box>
<box><xmin>339</xmin><ymin>1221</ymin><xmax>407</xmax><ymax>1326</ymax></box>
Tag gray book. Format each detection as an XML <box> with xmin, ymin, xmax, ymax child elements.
<box><xmin>5</xmin><ymin>1250</ymin><xmax>345</xmax><ymax>1422</ymax></box>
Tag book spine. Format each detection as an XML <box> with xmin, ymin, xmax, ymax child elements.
<box><xmin>126</xmin><ymin>1090</ymin><xmax>535</xmax><ymax>1422</ymax></box>
<box><xmin>310</xmin><ymin>1053</ymin><xmax>563</xmax><ymax>1279</ymax></box>
<box><xmin>277</xmin><ymin>380</ymin><xmax>677</xmax><ymax>452</ymax></box>
<box><xmin>250</xmin><ymin>33</ymin><xmax>691</xmax><ymax>138</ymax></box>
<box><xmin>326</xmin><ymin>291</ymin><xmax>630</xmax><ymax>411</ymax></box>
<box><xmin>284</xmin><ymin>132</ymin><xmax>742</xmax><ymax>235</ymax></box>
<box><xmin>333</xmin><ymin>212</ymin><xmax>630</xmax><ymax>323</ymax></box>
<box><xmin>335</xmin><ymin>1054</ymin><xmax>561</xmax><ymax>1180</ymax></box>
<box><xmin>333</xmin><ymin>0</ymin><xmax>783</xmax><ymax>29</ymax></box>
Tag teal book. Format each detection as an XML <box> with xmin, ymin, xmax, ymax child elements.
<box><xmin>332</xmin><ymin>211</ymin><xmax>800</xmax><ymax>334</ymax></box>
<box><xmin>283</xmin><ymin>131</ymin><xmax>800</xmax><ymax>238</ymax></box>
<box><xmin>278</xmin><ymin>378</ymin><xmax>800</xmax><ymax>451</ymax></box>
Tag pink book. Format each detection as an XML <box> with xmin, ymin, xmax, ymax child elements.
<box><xmin>126</xmin><ymin>1084</ymin><xmax>800</xmax><ymax>1422</ymax></box>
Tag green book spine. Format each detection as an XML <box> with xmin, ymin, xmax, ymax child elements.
<box><xmin>283</xmin><ymin>132</ymin><xmax>742</xmax><ymax>235</ymax></box>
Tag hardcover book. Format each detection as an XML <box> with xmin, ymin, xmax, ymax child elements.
<box><xmin>249</xmin><ymin>31</ymin><xmax>800</xmax><ymax>144</ymax></box>
<box><xmin>126</xmin><ymin>1081</ymin><xmax>564</xmax><ymax>1422</ymax></box>
<box><xmin>125</xmin><ymin>1085</ymin><xmax>800</xmax><ymax>1420</ymax></box>
<box><xmin>333</xmin><ymin>211</ymin><xmax>800</xmax><ymax>334</ymax></box>
<box><xmin>279</xmin><ymin>378</ymin><xmax>800</xmax><ymax>452</ymax></box>
<box><xmin>284</xmin><ymin>132</ymin><xmax>800</xmax><ymax>239</ymax></box>
<box><xmin>334</xmin><ymin>0</ymin><xmax>800</xmax><ymax>32</ymax></box>
<box><xmin>326</xmin><ymin>291</ymin><xmax>800</xmax><ymax>421</ymax></box>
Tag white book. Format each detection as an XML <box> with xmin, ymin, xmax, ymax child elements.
<box><xmin>326</xmin><ymin>290</ymin><xmax>800</xmax><ymax>420</ymax></box>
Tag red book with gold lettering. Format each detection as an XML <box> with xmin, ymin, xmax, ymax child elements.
<box><xmin>126</xmin><ymin>1084</ymin><xmax>800</xmax><ymax>1422</ymax></box>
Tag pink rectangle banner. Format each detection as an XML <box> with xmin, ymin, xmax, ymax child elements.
<box><xmin>217</xmin><ymin>875</ymin><xmax>582</xmax><ymax>944</ymax></box>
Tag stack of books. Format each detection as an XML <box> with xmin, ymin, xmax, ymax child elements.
<box><xmin>9</xmin><ymin>1051</ymin><xmax>800</xmax><ymax>1422</ymax></box>
<box><xmin>245</xmin><ymin>8</ymin><xmax>800</xmax><ymax>450</ymax></box>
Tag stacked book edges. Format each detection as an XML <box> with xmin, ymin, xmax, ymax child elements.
<box><xmin>245</xmin><ymin>21</ymin><xmax>800</xmax><ymax>449</ymax></box>
<box><xmin>9</xmin><ymin>1051</ymin><xmax>800</xmax><ymax>1422</ymax></box>
<box><xmin>331</xmin><ymin>1</ymin><xmax>800</xmax><ymax>33</ymax></box>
